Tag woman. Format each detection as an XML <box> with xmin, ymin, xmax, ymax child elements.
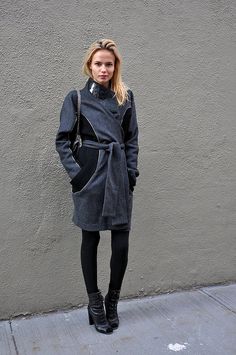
<box><xmin>55</xmin><ymin>39</ymin><xmax>139</xmax><ymax>334</ymax></box>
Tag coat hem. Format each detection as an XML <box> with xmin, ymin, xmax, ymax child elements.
<box><xmin>72</xmin><ymin>217</ymin><xmax>131</xmax><ymax>232</ymax></box>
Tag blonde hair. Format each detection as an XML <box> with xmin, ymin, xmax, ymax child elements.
<box><xmin>82</xmin><ymin>39</ymin><xmax>129</xmax><ymax>105</ymax></box>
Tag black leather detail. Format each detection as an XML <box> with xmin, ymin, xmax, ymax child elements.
<box><xmin>128</xmin><ymin>171</ymin><xmax>136</xmax><ymax>192</ymax></box>
<box><xmin>71</xmin><ymin>146</ymin><xmax>99</xmax><ymax>193</ymax></box>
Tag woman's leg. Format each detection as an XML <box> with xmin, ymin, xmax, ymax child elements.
<box><xmin>105</xmin><ymin>229</ymin><xmax>129</xmax><ymax>329</ymax></box>
<box><xmin>109</xmin><ymin>229</ymin><xmax>130</xmax><ymax>290</ymax></box>
<box><xmin>81</xmin><ymin>229</ymin><xmax>113</xmax><ymax>334</ymax></box>
<box><xmin>80</xmin><ymin>229</ymin><xmax>100</xmax><ymax>294</ymax></box>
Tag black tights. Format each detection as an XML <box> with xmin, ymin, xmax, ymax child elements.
<box><xmin>80</xmin><ymin>229</ymin><xmax>129</xmax><ymax>294</ymax></box>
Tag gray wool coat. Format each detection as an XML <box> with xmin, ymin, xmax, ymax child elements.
<box><xmin>55</xmin><ymin>78</ymin><xmax>139</xmax><ymax>231</ymax></box>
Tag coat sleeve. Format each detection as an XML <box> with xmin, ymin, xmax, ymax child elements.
<box><xmin>124</xmin><ymin>90</ymin><xmax>140</xmax><ymax>189</ymax></box>
<box><xmin>55</xmin><ymin>90</ymin><xmax>81</xmax><ymax>180</ymax></box>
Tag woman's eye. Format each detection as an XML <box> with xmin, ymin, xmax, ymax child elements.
<box><xmin>93</xmin><ymin>62</ymin><xmax>113</xmax><ymax>67</ymax></box>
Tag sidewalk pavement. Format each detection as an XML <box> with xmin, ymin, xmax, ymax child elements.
<box><xmin>1</xmin><ymin>283</ymin><xmax>236</xmax><ymax>355</ymax></box>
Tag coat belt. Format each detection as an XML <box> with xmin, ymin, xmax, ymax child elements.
<box><xmin>82</xmin><ymin>139</ymin><xmax>129</xmax><ymax>225</ymax></box>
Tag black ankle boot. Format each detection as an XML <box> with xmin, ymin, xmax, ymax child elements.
<box><xmin>105</xmin><ymin>289</ymin><xmax>120</xmax><ymax>329</ymax></box>
<box><xmin>87</xmin><ymin>290</ymin><xmax>113</xmax><ymax>334</ymax></box>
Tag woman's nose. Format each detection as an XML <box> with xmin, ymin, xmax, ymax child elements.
<box><xmin>101</xmin><ymin>65</ymin><xmax>107</xmax><ymax>72</ymax></box>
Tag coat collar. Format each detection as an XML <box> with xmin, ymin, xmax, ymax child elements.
<box><xmin>87</xmin><ymin>77</ymin><xmax>114</xmax><ymax>100</ymax></box>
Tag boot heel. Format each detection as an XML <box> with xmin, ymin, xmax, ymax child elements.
<box><xmin>88</xmin><ymin>307</ymin><xmax>94</xmax><ymax>325</ymax></box>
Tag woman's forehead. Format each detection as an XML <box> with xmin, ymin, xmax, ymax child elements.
<box><xmin>92</xmin><ymin>49</ymin><xmax>115</xmax><ymax>62</ymax></box>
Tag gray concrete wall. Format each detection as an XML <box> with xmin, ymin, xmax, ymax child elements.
<box><xmin>1</xmin><ymin>0</ymin><xmax>236</xmax><ymax>319</ymax></box>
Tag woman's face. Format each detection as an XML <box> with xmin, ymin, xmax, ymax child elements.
<box><xmin>89</xmin><ymin>49</ymin><xmax>115</xmax><ymax>88</ymax></box>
